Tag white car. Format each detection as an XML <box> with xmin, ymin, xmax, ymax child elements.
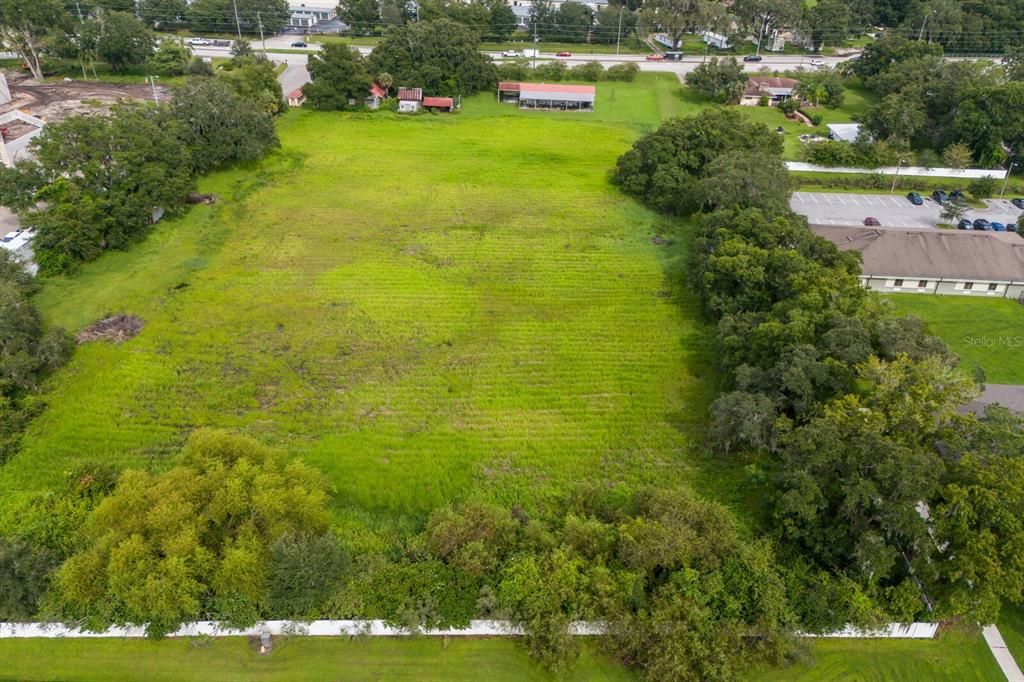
<box><xmin>809</xmin><ymin>57</ymin><xmax>825</xmax><ymax>67</ymax></box>
<box><xmin>188</xmin><ymin>38</ymin><xmax>213</xmax><ymax>46</ymax></box>
<box><xmin>501</xmin><ymin>49</ymin><xmax>522</xmax><ymax>58</ymax></box>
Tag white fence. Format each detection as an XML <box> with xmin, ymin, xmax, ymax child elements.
<box><xmin>786</xmin><ymin>161</ymin><xmax>1009</xmax><ymax>180</ymax></box>
<box><xmin>0</xmin><ymin>619</ymin><xmax>936</xmax><ymax>639</ymax></box>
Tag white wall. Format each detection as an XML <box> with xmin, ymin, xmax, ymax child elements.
<box><xmin>787</xmin><ymin>161</ymin><xmax>1009</xmax><ymax>180</ymax></box>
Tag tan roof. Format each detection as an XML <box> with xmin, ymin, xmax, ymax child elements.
<box><xmin>743</xmin><ymin>77</ymin><xmax>800</xmax><ymax>98</ymax></box>
<box><xmin>811</xmin><ymin>226</ymin><xmax>1024</xmax><ymax>282</ymax></box>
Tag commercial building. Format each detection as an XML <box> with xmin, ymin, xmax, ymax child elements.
<box><xmin>288</xmin><ymin>0</ymin><xmax>338</xmax><ymax>27</ymax></box>
<box><xmin>497</xmin><ymin>82</ymin><xmax>596</xmax><ymax>111</ymax></box>
<box><xmin>811</xmin><ymin>225</ymin><xmax>1024</xmax><ymax>299</ymax></box>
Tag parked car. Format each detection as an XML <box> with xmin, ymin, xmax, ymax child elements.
<box><xmin>501</xmin><ymin>49</ymin><xmax>522</xmax><ymax>57</ymax></box>
<box><xmin>1012</xmin><ymin>198</ymin><xmax>1024</xmax><ymax>209</ymax></box>
<box><xmin>906</xmin><ymin>191</ymin><xmax>923</xmax><ymax>205</ymax></box>
<box><xmin>957</xmin><ymin>219</ymin><xmax>974</xmax><ymax>230</ymax></box>
<box><xmin>991</xmin><ymin>221</ymin><xmax>1007</xmax><ymax>231</ymax></box>
<box><xmin>863</xmin><ymin>217</ymin><xmax>881</xmax><ymax>226</ymax></box>
<box><xmin>556</xmin><ymin>51</ymin><xmax>572</xmax><ymax>57</ymax></box>
<box><xmin>808</xmin><ymin>57</ymin><xmax>825</xmax><ymax>66</ymax></box>
<box><xmin>646</xmin><ymin>54</ymin><xmax>665</xmax><ymax>61</ymax></box>
<box><xmin>743</xmin><ymin>54</ymin><xmax>762</xmax><ymax>62</ymax></box>
<box><xmin>211</xmin><ymin>39</ymin><xmax>231</xmax><ymax>47</ymax></box>
<box><xmin>187</xmin><ymin>38</ymin><xmax>212</xmax><ymax>46</ymax></box>
<box><xmin>291</xmin><ymin>41</ymin><xmax>308</xmax><ymax>47</ymax></box>
<box><xmin>950</xmin><ymin>189</ymin><xmax>965</xmax><ymax>200</ymax></box>
<box><xmin>973</xmin><ymin>218</ymin><xmax>992</xmax><ymax>230</ymax></box>
<box><xmin>1</xmin><ymin>230</ymin><xmax>22</xmax><ymax>243</ymax></box>
<box><xmin>0</xmin><ymin>126</ymin><xmax>8</xmax><ymax>141</ymax></box>
<box><xmin>1008</xmin><ymin>223</ymin><xmax>1018</xmax><ymax>232</ymax></box>
<box><xmin>931</xmin><ymin>190</ymin><xmax>948</xmax><ymax>204</ymax></box>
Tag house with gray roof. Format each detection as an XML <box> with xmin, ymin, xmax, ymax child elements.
<box><xmin>811</xmin><ymin>226</ymin><xmax>1024</xmax><ymax>300</ymax></box>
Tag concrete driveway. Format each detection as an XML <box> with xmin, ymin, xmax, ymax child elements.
<box><xmin>792</xmin><ymin>191</ymin><xmax>1024</xmax><ymax>230</ymax></box>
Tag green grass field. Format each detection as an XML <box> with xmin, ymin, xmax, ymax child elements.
<box><xmin>0</xmin><ymin>630</ymin><xmax>1003</xmax><ymax>682</ymax></box>
<box><xmin>0</xmin><ymin>75</ymin><xmax>712</xmax><ymax>537</ymax></box>
<box><xmin>0</xmin><ymin>638</ymin><xmax>634</xmax><ymax>682</ymax></box>
<box><xmin>749</xmin><ymin>629</ymin><xmax>1004</xmax><ymax>681</ymax></box>
<box><xmin>883</xmin><ymin>296</ymin><xmax>1024</xmax><ymax>384</ymax></box>
<box><xmin>1000</xmin><ymin>603</ymin><xmax>1024</xmax><ymax>664</ymax></box>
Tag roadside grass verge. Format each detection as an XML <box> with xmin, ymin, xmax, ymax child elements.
<box><xmin>999</xmin><ymin>603</ymin><xmax>1024</xmax><ymax>665</ymax></box>
<box><xmin>883</xmin><ymin>295</ymin><xmax>1024</xmax><ymax>385</ymax></box>
<box><xmin>748</xmin><ymin>628</ymin><xmax>1003</xmax><ymax>681</ymax></box>
<box><xmin>0</xmin><ymin>638</ymin><xmax>634</xmax><ymax>682</ymax></box>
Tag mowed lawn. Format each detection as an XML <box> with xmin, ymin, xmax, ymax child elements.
<box><xmin>0</xmin><ymin>638</ymin><xmax>634</xmax><ymax>682</ymax></box>
<box><xmin>0</xmin><ymin>90</ymin><xmax>710</xmax><ymax>531</ymax></box>
<box><xmin>884</xmin><ymin>295</ymin><xmax>1024</xmax><ymax>384</ymax></box>
<box><xmin>748</xmin><ymin>629</ymin><xmax>1004</xmax><ymax>682</ymax></box>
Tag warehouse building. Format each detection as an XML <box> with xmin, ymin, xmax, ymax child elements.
<box><xmin>497</xmin><ymin>82</ymin><xmax>596</xmax><ymax>112</ymax></box>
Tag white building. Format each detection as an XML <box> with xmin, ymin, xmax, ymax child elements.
<box><xmin>812</xmin><ymin>226</ymin><xmax>1024</xmax><ymax>299</ymax></box>
<box><xmin>0</xmin><ymin>225</ymin><xmax>37</xmax><ymax>276</ymax></box>
<box><xmin>288</xmin><ymin>0</ymin><xmax>337</xmax><ymax>27</ymax></box>
<box><xmin>827</xmin><ymin>123</ymin><xmax>863</xmax><ymax>143</ymax></box>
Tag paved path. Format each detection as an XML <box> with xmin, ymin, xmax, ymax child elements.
<box><xmin>964</xmin><ymin>384</ymin><xmax>1024</xmax><ymax>415</ymax></box>
<box><xmin>277</xmin><ymin>63</ymin><xmax>310</xmax><ymax>96</ymax></box>
<box><xmin>984</xmin><ymin>625</ymin><xmax>1024</xmax><ymax>682</ymax></box>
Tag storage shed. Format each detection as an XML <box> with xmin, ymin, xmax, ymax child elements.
<box><xmin>497</xmin><ymin>82</ymin><xmax>596</xmax><ymax>112</ymax></box>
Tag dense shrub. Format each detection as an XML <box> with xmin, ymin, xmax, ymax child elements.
<box><xmin>570</xmin><ymin>60</ymin><xmax>604</xmax><ymax>82</ymax></box>
<box><xmin>606</xmin><ymin>62</ymin><xmax>639</xmax><ymax>81</ymax></box>
<box><xmin>534</xmin><ymin>60</ymin><xmax>567</xmax><ymax>82</ymax></box>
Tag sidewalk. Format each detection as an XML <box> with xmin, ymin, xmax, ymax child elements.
<box><xmin>984</xmin><ymin>625</ymin><xmax>1024</xmax><ymax>682</ymax></box>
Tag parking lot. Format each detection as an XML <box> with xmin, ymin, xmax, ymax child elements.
<box><xmin>791</xmin><ymin>191</ymin><xmax>1024</xmax><ymax>230</ymax></box>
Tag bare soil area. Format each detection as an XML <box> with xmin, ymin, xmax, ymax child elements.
<box><xmin>1</xmin><ymin>70</ymin><xmax>169</xmax><ymax>123</ymax></box>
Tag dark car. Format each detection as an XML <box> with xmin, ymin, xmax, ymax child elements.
<box><xmin>1012</xmin><ymin>198</ymin><xmax>1024</xmax><ymax>209</ymax></box>
<box><xmin>906</xmin><ymin>191</ymin><xmax>924</xmax><ymax>205</ymax></box>
<box><xmin>743</xmin><ymin>54</ymin><xmax>763</xmax><ymax>62</ymax></box>
<box><xmin>931</xmin><ymin>190</ymin><xmax>948</xmax><ymax>204</ymax></box>
<box><xmin>864</xmin><ymin>216</ymin><xmax>881</xmax><ymax>226</ymax></box>
<box><xmin>211</xmin><ymin>39</ymin><xmax>231</xmax><ymax>47</ymax></box>
<box><xmin>991</xmin><ymin>221</ymin><xmax>1007</xmax><ymax>231</ymax></box>
<box><xmin>664</xmin><ymin>51</ymin><xmax>683</xmax><ymax>61</ymax></box>
<box><xmin>973</xmin><ymin>218</ymin><xmax>992</xmax><ymax>230</ymax></box>
<box><xmin>290</xmin><ymin>41</ymin><xmax>308</xmax><ymax>47</ymax></box>
<box><xmin>957</xmin><ymin>219</ymin><xmax>973</xmax><ymax>230</ymax></box>
<box><xmin>951</xmin><ymin>189</ymin><xmax>965</xmax><ymax>200</ymax></box>
<box><xmin>1008</xmin><ymin>223</ymin><xmax>1018</xmax><ymax>232</ymax></box>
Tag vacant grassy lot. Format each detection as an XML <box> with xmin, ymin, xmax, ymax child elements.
<box><xmin>884</xmin><ymin>296</ymin><xmax>1024</xmax><ymax>384</ymax></box>
<box><xmin>1000</xmin><ymin>603</ymin><xmax>1024</xmax><ymax>664</ymax></box>
<box><xmin>0</xmin><ymin>638</ymin><xmax>634</xmax><ymax>682</ymax></box>
<box><xmin>0</xmin><ymin>78</ymin><xmax>712</xmax><ymax>535</ymax></box>
<box><xmin>749</xmin><ymin>629</ymin><xmax>1003</xmax><ymax>681</ymax></box>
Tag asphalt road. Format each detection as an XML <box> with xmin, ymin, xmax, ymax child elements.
<box><xmin>792</xmin><ymin>191</ymin><xmax>1024</xmax><ymax>230</ymax></box>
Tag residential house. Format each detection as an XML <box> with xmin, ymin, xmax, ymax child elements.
<box><xmin>287</xmin><ymin>88</ymin><xmax>306</xmax><ymax>107</ymax></box>
<box><xmin>739</xmin><ymin>77</ymin><xmax>801</xmax><ymax>106</ymax></box>
<box><xmin>397</xmin><ymin>87</ymin><xmax>423</xmax><ymax>113</ymax></box>
<box><xmin>811</xmin><ymin>225</ymin><xmax>1024</xmax><ymax>299</ymax></box>
<box><xmin>497</xmin><ymin>82</ymin><xmax>595</xmax><ymax>111</ymax></box>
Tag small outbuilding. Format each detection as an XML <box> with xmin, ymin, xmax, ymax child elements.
<box><xmin>740</xmin><ymin>77</ymin><xmax>800</xmax><ymax>106</ymax></box>
<box><xmin>497</xmin><ymin>82</ymin><xmax>596</xmax><ymax>112</ymax></box>
<box><xmin>422</xmin><ymin>96</ymin><xmax>455</xmax><ymax>112</ymax></box>
<box><xmin>827</xmin><ymin>123</ymin><xmax>863</xmax><ymax>143</ymax></box>
<box><xmin>287</xmin><ymin>88</ymin><xmax>306</xmax><ymax>107</ymax></box>
<box><xmin>397</xmin><ymin>87</ymin><xmax>423</xmax><ymax>113</ymax></box>
<box><xmin>365</xmin><ymin>82</ymin><xmax>387</xmax><ymax>110</ymax></box>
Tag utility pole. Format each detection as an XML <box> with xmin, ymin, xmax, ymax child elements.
<box><xmin>918</xmin><ymin>10</ymin><xmax>936</xmax><ymax>41</ymax></box>
<box><xmin>533</xmin><ymin>17</ymin><xmax>539</xmax><ymax>69</ymax></box>
<box><xmin>75</xmin><ymin>1</ymin><xmax>84</xmax><ymax>22</ymax></box>
<box><xmin>615</xmin><ymin>4</ymin><xmax>624</xmax><ymax>56</ymax></box>
<box><xmin>147</xmin><ymin>76</ymin><xmax>159</xmax><ymax>104</ymax></box>
<box><xmin>257</xmin><ymin>12</ymin><xmax>266</xmax><ymax>55</ymax></box>
<box><xmin>1000</xmin><ymin>162</ymin><xmax>1019</xmax><ymax>197</ymax></box>
<box><xmin>231</xmin><ymin>0</ymin><xmax>242</xmax><ymax>39</ymax></box>
<box><xmin>755</xmin><ymin>16</ymin><xmax>767</xmax><ymax>56</ymax></box>
<box><xmin>890</xmin><ymin>158</ymin><xmax>905</xmax><ymax>193</ymax></box>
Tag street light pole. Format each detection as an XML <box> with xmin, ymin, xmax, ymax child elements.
<box><xmin>890</xmin><ymin>158</ymin><xmax>905</xmax><ymax>193</ymax></box>
<box><xmin>918</xmin><ymin>11</ymin><xmax>936</xmax><ymax>41</ymax></box>
<box><xmin>257</xmin><ymin>11</ymin><xmax>266</xmax><ymax>55</ymax></box>
<box><xmin>147</xmin><ymin>76</ymin><xmax>159</xmax><ymax>104</ymax></box>
<box><xmin>1000</xmin><ymin>162</ymin><xmax>1019</xmax><ymax>197</ymax></box>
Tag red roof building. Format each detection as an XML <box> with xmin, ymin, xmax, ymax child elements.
<box><xmin>422</xmin><ymin>96</ymin><xmax>454</xmax><ymax>110</ymax></box>
<box><xmin>397</xmin><ymin>87</ymin><xmax>423</xmax><ymax>101</ymax></box>
<box><xmin>370</xmin><ymin>83</ymin><xmax>387</xmax><ymax>99</ymax></box>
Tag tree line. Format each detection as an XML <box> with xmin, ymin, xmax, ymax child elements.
<box><xmin>613</xmin><ymin>106</ymin><xmax>1024</xmax><ymax>628</ymax></box>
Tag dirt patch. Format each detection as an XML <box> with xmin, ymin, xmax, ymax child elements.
<box><xmin>76</xmin><ymin>314</ymin><xmax>144</xmax><ymax>344</ymax></box>
<box><xmin>186</xmin><ymin>193</ymin><xmax>218</xmax><ymax>204</ymax></box>
<box><xmin>1</xmin><ymin>70</ymin><xmax>169</xmax><ymax>123</ymax></box>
